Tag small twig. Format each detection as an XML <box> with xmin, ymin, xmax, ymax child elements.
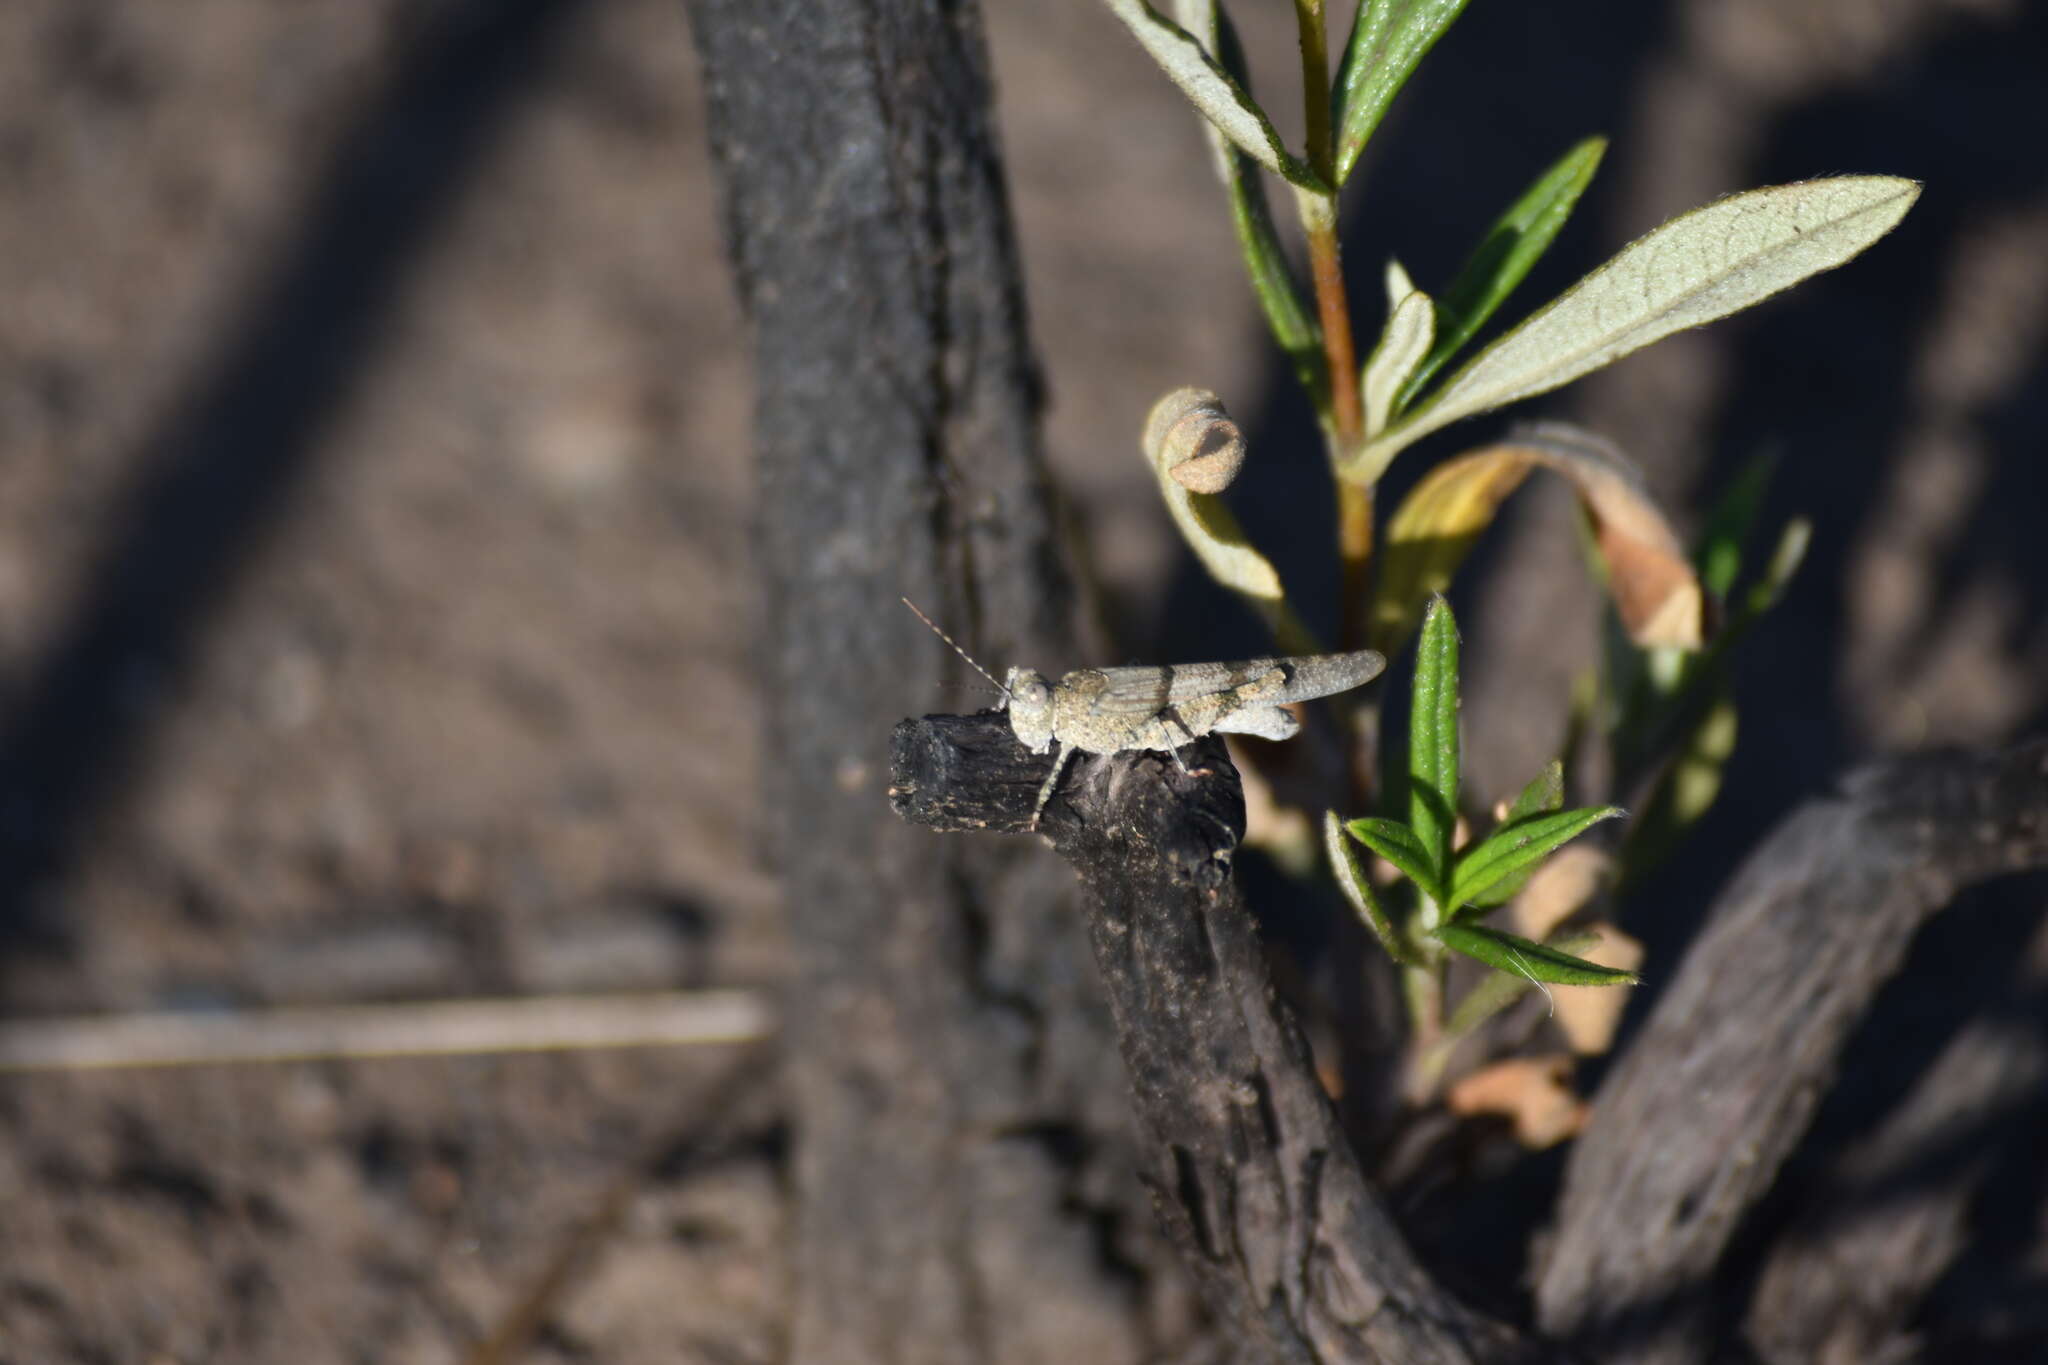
<box><xmin>0</xmin><ymin>989</ymin><xmax>774</xmax><ymax>1072</ymax></box>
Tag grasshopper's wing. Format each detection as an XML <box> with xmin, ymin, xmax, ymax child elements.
<box><xmin>1261</xmin><ymin>649</ymin><xmax>1386</xmax><ymax>704</ymax></box>
<box><xmin>1071</xmin><ymin>661</ymin><xmax>1284</xmax><ymax>717</ymax></box>
<box><xmin>1075</xmin><ymin>651</ymin><xmax>1385</xmax><ymax>715</ymax></box>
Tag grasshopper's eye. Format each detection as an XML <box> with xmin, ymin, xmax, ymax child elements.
<box><xmin>1017</xmin><ymin>678</ymin><xmax>1051</xmax><ymax>708</ymax></box>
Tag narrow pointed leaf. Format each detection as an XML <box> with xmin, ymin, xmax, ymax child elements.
<box><xmin>1331</xmin><ymin>0</ymin><xmax>1472</xmax><ymax>185</ymax></box>
<box><xmin>1350</xmin><ymin>176</ymin><xmax>1921</xmax><ymax>480</ymax></box>
<box><xmin>1443</xmin><ymin>929</ymin><xmax>1603</xmax><ymax>1039</ymax></box>
<box><xmin>1344</xmin><ymin>816</ymin><xmax>1442</xmax><ymax>902</ymax></box>
<box><xmin>1435</xmin><ymin>920</ymin><xmax>1639</xmax><ymax>986</ymax></box>
<box><xmin>1370</xmin><ymin>425</ymin><xmax>1703</xmax><ymax>659</ymax></box>
<box><xmin>1101</xmin><ymin>0</ymin><xmax>1325</xmax><ymax>190</ymax></box>
<box><xmin>1185</xmin><ymin>4</ymin><xmax>1326</xmax><ymax>411</ymax></box>
<box><xmin>1621</xmin><ymin>690</ymin><xmax>1736</xmax><ymax>889</ymax></box>
<box><xmin>1464</xmin><ymin>760</ymin><xmax>1566</xmax><ymax>909</ymax></box>
<box><xmin>1508</xmin><ymin>760</ymin><xmax>1566</xmax><ymax>822</ymax></box>
<box><xmin>1746</xmin><ymin>516</ymin><xmax>1810</xmax><ymax>619</ymax></box>
<box><xmin>1693</xmin><ymin>451</ymin><xmax>1777</xmax><ymax>600</ymax></box>
<box><xmin>1396</xmin><ymin>136</ymin><xmax>1607</xmax><ymax>411</ymax></box>
<box><xmin>1451</xmin><ymin>804</ymin><xmax>1622</xmax><ymax>911</ymax></box>
<box><xmin>1326</xmin><ymin>811</ymin><xmax>1422</xmax><ymax>966</ymax></box>
<box><xmin>1363</xmin><ymin>262</ymin><xmax>1435</xmax><ymax>438</ymax></box>
<box><xmin>1408</xmin><ymin>596</ymin><xmax>1460</xmax><ymax>875</ymax></box>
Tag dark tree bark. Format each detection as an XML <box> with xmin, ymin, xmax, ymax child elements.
<box><xmin>892</xmin><ymin>712</ymin><xmax>1545</xmax><ymax>1365</ymax></box>
<box><xmin>688</xmin><ymin>4</ymin><xmax>1184</xmax><ymax>1362</ymax></box>
<box><xmin>1536</xmin><ymin>740</ymin><xmax>2048</xmax><ymax>1365</ymax></box>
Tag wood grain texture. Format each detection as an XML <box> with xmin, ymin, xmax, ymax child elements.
<box><xmin>894</xmin><ymin>711</ymin><xmax>1544</xmax><ymax>1364</ymax></box>
<box><xmin>1536</xmin><ymin>740</ymin><xmax>2048</xmax><ymax>1364</ymax></box>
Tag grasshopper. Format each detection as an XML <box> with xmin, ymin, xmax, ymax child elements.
<box><xmin>904</xmin><ymin>600</ymin><xmax>1385</xmax><ymax>828</ymax></box>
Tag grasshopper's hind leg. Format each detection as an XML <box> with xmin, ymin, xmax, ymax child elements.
<box><xmin>1029</xmin><ymin>743</ymin><xmax>1078</xmax><ymax>831</ymax></box>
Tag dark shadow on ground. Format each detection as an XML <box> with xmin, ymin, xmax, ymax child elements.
<box><xmin>0</xmin><ymin>0</ymin><xmax>589</xmax><ymax>972</ymax></box>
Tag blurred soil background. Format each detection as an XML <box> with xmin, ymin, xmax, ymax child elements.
<box><xmin>0</xmin><ymin>0</ymin><xmax>2042</xmax><ymax>1360</ymax></box>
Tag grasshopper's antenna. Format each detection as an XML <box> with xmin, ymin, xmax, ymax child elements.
<box><xmin>902</xmin><ymin>597</ymin><xmax>1010</xmax><ymax>700</ymax></box>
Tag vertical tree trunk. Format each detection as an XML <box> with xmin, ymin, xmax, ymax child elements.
<box><xmin>687</xmin><ymin>4</ymin><xmax>1183</xmax><ymax>1361</ymax></box>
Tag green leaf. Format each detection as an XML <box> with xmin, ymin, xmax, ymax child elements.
<box><xmin>1449</xmin><ymin>804</ymin><xmax>1623</xmax><ymax>913</ymax></box>
<box><xmin>1197</xmin><ymin>7</ymin><xmax>1326</xmax><ymax>412</ymax></box>
<box><xmin>1100</xmin><ymin>0</ymin><xmax>1327</xmax><ymax>191</ymax></box>
<box><xmin>1395</xmin><ymin>136</ymin><xmax>1607</xmax><ymax>413</ymax></box>
<box><xmin>1507</xmin><ymin>760</ymin><xmax>1566</xmax><ymax>822</ymax></box>
<box><xmin>1326</xmin><ymin>811</ymin><xmax>1422</xmax><ymax>966</ymax></box>
<box><xmin>1349</xmin><ymin>176</ymin><xmax>1922</xmax><ymax>482</ymax></box>
<box><xmin>1331</xmin><ymin>0</ymin><xmax>1472</xmax><ymax>186</ymax></box>
<box><xmin>1434</xmin><ymin>920</ymin><xmax>1639</xmax><ymax>986</ymax></box>
<box><xmin>1442</xmin><ymin>929</ymin><xmax>1603</xmax><ymax>1039</ymax></box>
<box><xmin>1408</xmin><ymin>595</ymin><xmax>1461</xmax><ymax>876</ymax></box>
<box><xmin>1463</xmin><ymin>760</ymin><xmax>1566</xmax><ymax>910</ymax></box>
<box><xmin>1344</xmin><ymin>816</ymin><xmax>1442</xmax><ymax>902</ymax></box>
<box><xmin>1745</xmin><ymin>516</ymin><xmax>1810</xmax><ymax>620</ymax></box>
<box><xmin>1362</xmin><ymin>261</ymin><xmax>1435</xmax><ymax>438</ymax></box>
<box><xmin>1620</xmin><ymin>689</ymin><xmax>1736</xmax><ymax>890</ymax></box>
<box><xmin>1692</xmin><ymin>451</ymin><xmax>1777</xmax><ymax>601</ymax></box>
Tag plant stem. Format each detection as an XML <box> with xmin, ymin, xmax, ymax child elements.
<box><xmin>1303</xmin><ymin>202</ymin><xmax>1361</xmax><ymax>449</ymax></box>
<box><xmin>1401</xmin><ymin>959</ymin><xmax>1444</xmax><ymax>1101</ymax></box>
<box><xmin>1291</xmin><ymin>4</ymin><xmax>1369</xmax><ymax>644</ymax></box>
<box><xmin>1338</xmin><ymin>479</ymin><xmax>1373</xmax><ymax>648</ymax></box>
<box><xmin>1292</xmin><ymin>0</ymin><xmax>1334</xmax><ymax>186</ymax></box>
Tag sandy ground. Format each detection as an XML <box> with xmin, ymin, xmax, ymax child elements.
<box><xmin>1</xmin><ymin>0</ymin><xmax>2042</xmax><ymax>1359</ymax></box>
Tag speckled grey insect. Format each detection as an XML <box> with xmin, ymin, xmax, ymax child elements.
<box><xmin>905</xmin><ymin>600</ymin><xmax>1385</xmax><ymax>828</ymax></box>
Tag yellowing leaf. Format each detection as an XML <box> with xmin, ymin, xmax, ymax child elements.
<box><xmin>1370</xmin><ymin>423</ymin><xmax>1703</xmax><ymax>657</ymax></box>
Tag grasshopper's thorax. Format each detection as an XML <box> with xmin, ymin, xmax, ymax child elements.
<box><xmin>1005</xmin><ymin>668</ymin><xmax>1056</xmax><ymax>753</ymax></box>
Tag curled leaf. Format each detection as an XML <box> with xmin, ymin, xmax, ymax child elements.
<box><xmin>1100</xmin><ymin>0</ymin><xmax>1324</xmax><ymax>190</ymax></box>
<box><xmin>1362</xmin><ymin>261</ymin><xmax>1435</xmax><ymax>438</ymax></box>
<box><xmin>1145</xmin><ymin>388</ymin><xmax>1247</xmax><ymax>492</ymax></box>
<box><xmin>1141</xmin><ymin>390</ymin><xmax>1312</xmax><ymax>652</ymax></box>
<box><xmin>1371</xmin><ymin>423</ymin><xmax>1705</xmax><ymax>658</ymax></box>
<box><xmin>1351</xmin><ymin>176</ymin><xmax>1921</xmax><ymax>479</ymax></box>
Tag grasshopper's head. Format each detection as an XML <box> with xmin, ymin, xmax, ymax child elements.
<box><xmin>1005</xmin><ymin>668</ymin><xmax>1056</xmax><ymax>753</ymax></box>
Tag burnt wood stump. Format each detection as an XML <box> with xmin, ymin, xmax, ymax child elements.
<box><xmin>892</xmin><ymin>710</ymin><xmax>1541</xmax><ymax>1365</ymax></box>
